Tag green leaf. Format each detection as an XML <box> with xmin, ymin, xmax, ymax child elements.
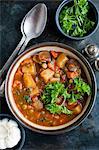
<box><xmin>41</xmin><ymin>78</ymin><xmax>91</xmax><ymax>115</ymax></box>
<box><xmin>74</xmin><ymin>78</ymin><xmax>91</xmax><ymax>95</ymax></box>
<box><xmin>24</xmin><ymin>95</ymin><xmax>32</xmax><ymax>103</ymax></box>
<box><xmin>46</xmin><ymin>104</ymin><xmax>72</xmax><ymax>115</ymax></box>
<box><xmin>61</xmin><ymin>88</ymin><xmax>71</xmax><ymax>100</ymax></box>
<box><xmin>41</xmin><ymin>82</ymin><xmax>65</xmax><ymax>104</ymax></box>
<box><xmin>69</xmin><ymin>92</ymin><xmax>83</xmax><ymax>103</ymax></box>
<box><xmin>59</xmin><ymin>0</ymin><xmax>95</xmax><ymax>37</ymax></box>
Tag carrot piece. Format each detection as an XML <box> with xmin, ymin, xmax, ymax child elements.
<box><xmin>66</xmin><ymin>71</ymin><xmax>79</xmax><ymax>79</ymax></box>
<box><xmin>51</xmin><ymin>51</ymin><xmax>58</xmax><ymax>58</ymax></box>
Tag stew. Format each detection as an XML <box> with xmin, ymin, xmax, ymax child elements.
<box><xmin>12</xmin><ymin>51</ymin><xmax>91</xmax><ymax>127</ymax></box>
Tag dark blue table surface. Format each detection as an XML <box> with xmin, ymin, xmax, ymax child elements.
<box><xmin>0</xmin><ymin>0</ymin><xmax>99</xmax><ymax>150</ymax></box>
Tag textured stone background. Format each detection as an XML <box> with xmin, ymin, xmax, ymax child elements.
<box><xmin>0</xmin><ymin>0</ymin><xmax>99</xmax><ymax>150</ymax></box>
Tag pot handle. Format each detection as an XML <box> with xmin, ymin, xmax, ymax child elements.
<box><xmin>81</xmin><ymin>44</ymin><xmax>99</xmax><ymax>72</ymax></box>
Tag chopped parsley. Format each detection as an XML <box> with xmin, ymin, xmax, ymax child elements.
<box><xmin>41</xmin><ymin>78</ymin><xmax>91</xmax><ymax>115</ymax></box>
<box><xmin>59</xmin><ymin>0</ymin><xmax>95</xmax><ymax>37</ymax></box>
<box><xmin>24</xmin><ymin>95</ymin><xmax>32</xmax><ymax>103</ymax></box>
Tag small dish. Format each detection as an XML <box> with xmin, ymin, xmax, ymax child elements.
<box><xmin>0</xmin><ymin>114</ymin><xmax>25</xmax><ymax>150</ymax></box>
<box><xmin>55</xmin><ymin>0</ymin><xmax>99</xmax><ymax>40</ymax></box>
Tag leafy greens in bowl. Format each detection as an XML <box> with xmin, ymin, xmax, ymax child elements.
<box><xmin>56</xmin><ymin>0</ymin><xmax>99</xmax><ymax>40</ymax></box>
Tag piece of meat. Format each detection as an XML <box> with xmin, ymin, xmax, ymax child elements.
<box><xmin>56</xmin><ymin>53</ymin><xmax>68</xmax><ymax>68</ymax></box>
<box><xmin>61</xmin><ymin>74</ymin><xmax>67</xmax><ymax>83</ymax></box>
<box><xmin>68</xmin><ymin>64</ymin><xmax>78</xmax><ymax>72</ymax></box>
<box><xmin>32</xmin><ymin>55</ymin><xmax>41</xmax><ymax>64</ymax></box>
<box><xmin>51</xmin><ymin>51</ymin><xmax>58</xmax><ymax>58</ymax></box>
<box><xmin>40</xmin><ymin>68</ymin><xmax>54</xmax><ymax>83</ymax></box>
<box><xmin>66</xmin><ymin>71</ymin><xmax>79</xmax><ymax>79</ymax></box>
<box><xmin>33</xmin><ymin>100</ymin><xmax>43</xmax><ymax>110</ymax></box>
<box><xmin>67</xmin><ymin>59</ymin><xmax>80</xmax><ymax>71</ymax></box>
<box><xmin>38</xmin><ymin>51</ymin><xmax>51</xmax><ymax>62</ymax></box>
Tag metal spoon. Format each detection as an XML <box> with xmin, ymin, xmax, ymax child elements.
<box><xmin>0</xmin><ymin>3</ymin><xmax>47</xmax><ymax>86</ymax></box>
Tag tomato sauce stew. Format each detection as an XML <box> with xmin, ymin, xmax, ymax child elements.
<box><xmin>12</xmin><ymin>51</ymin><xmax>91</xmax><ymax>126</ymax></box>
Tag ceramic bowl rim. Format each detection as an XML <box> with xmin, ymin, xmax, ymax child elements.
<box><xmin>5</xmin><ymin>42</ymin><xmax>97</xmax><ymax>134</ymax></box>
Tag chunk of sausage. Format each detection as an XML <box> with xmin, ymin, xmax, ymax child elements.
<box><xmin>23</xmin><ymin>74</ymin><xmax>36</xmax><ymax>88</ymax></box>
<box><xmin>22</xmin><ymin>63</ymin><xmax>36</xmax><ymax>76</ymax></box>
<box><xmin>56</xmin><ymin>53</ymin><xmax>68</xmax><ymax>68</ymax></box>
<box><xmin>38</xmin><ymin>51</ymin><xmax>51</xmax><ymax>62</ymax></box>
<box><xmin>40</xmin><ymin>68</ymin><xmax>54</xmax><ymax>83</ymax></box>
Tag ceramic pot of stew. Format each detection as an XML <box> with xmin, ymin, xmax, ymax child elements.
<box><xmin>5</xmin><ymin>42</ymin><xmax>97</xmax><ymax>134</ymax></box>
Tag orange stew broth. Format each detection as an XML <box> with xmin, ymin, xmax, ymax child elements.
<box><xmin>12</xmin><ymin>51</ymin><xmax>86</xmax><ymax>127</ymax></box>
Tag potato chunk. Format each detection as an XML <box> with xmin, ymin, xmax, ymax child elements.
<box><xmin>50</xmin><ymin>77</ymin><xmax>60</xmax><ymax>83</ymax></box>
<box><xmin>22</xmin><ymin>63</ymin><xmax>36</xmax><ymax>76</ymax></box>
<box><xmin>23</xmin><ymin>74</ymin><xmax>36</xmax><ymax>88</ymax></box>
<box><xmin>30</xmin><ymin>86</ymin><xmax>39</xmax><ymax>96</ymax></box>
<box><xmin>40</xmin><ymin>68</ymin><xmax>54</xmax><ymax>83</ymax></box>
<box><xmin>56</xmin><ymin>53</ymin><xmax>68</xmax><ymax>68</ymax></box>
<box><xmin>73</xmin><ymin>104</ymin><xmax>82</xmax><ymax>115</ymax></box>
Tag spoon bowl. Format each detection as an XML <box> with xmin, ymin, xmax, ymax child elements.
<box><xmin>21</xmin><ymin>3</ymin><xmax>47</xmax><ymax>39</ymax></box>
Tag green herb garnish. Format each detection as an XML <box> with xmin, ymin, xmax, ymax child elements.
<box><xmin>59</xmin><ymin>0</ymin><xmax>95</xmax><ymax>37</ymax></box>
<box><xmin>46</xmin><ymin>103</ymin><xmax>72</xmax><ymax>115</ymax></box>
<box><xmin>74</xmin><ymin>78</ymin><xmax>91</xmax><ymax>95</ymax></box>
<box><xmin>41</xmin><ymin>77</ymin><xmax>91</xmax><ymax>115</ymax></box>
<box><xmin>41</xmin><ymin>82</ymin><xmax>65</xmax><ymax>104</ymax></box>
<box><xmin>24</xmin><ymin>95</ymin><xmax>32</xmax><ymax>103</ymax></box>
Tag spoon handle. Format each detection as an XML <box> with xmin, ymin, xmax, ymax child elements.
<box><xmin>0</xmin><ymin>36</ymin><xmax>26</xmax><ymax>85</ymax></box>
<box><xmin>18</xmin><ymin>38</ymin><xmax>29</xmax><ymax>55</ymax></box>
